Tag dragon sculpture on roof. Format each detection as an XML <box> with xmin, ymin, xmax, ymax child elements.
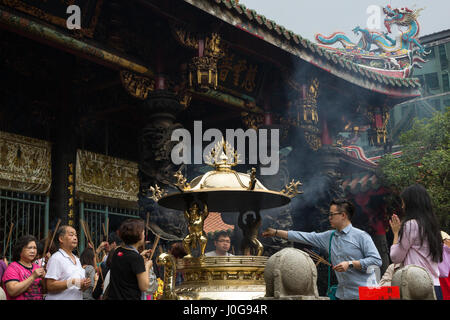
<box><xmin>315</xmin><ymin>5</ymin><xmax>429</xmax><ymax>78</ymax></box>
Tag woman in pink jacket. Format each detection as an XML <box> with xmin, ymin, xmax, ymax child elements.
<box><xmin>389</xmin><ymin>184</ymin><xmax>443</xmax><ymax>299</ymax></box>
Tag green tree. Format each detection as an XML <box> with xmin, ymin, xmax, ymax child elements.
<box><xmin>378</xmin><ymin>108</ymin><xmax>450</xmax><ymax>231</ymax></box>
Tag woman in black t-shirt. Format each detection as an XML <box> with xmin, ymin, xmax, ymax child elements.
<box><xmin>106</xmin><ymin>219</ymin><xmax>152</xmax><ymax>300</ymax></box>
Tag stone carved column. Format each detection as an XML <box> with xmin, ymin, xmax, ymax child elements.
<box><xmin>119</xmin><ymin>70</ymin><xmax>184</xmax><ymax>189</ymax></box>
<box><xmin>119</xmin><ymin>69</ymin><xmax>187</xmax><ymax>239</ymax></box>
<box><xmin>139</xmin><ymin>79</ymin><xmax>188</xmax><ymax>240</ymax></box>
<box><xmin>138</xmin><ymin>87</ymin><xmax>184</xmax><ymax>192</ymax></box>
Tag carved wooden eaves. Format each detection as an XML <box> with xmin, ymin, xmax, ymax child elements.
<box><xmin>120</xmin><ymin>70</ymin><xmax>154</xmax><ymax>100</ymax></box>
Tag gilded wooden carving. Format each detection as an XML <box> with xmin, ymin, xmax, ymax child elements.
<box><xmin>0</xmin><ymin>131</ymin><xmax>52</xmax><ymax>194</ymax></box>
<box><xmin>120</xmin><ymin>70</ymin><xmax>154</xmax><ymax>100</ymax></box>
<box><xmin>75</xmin><ymin>149</ymin><xmax>139</xmax><ymax>203</ymax></box>
<box><xmin>241</xmin><ymin>112</ymin><xmax>264</xmax><ymax>130</ymax></box>
<box><xmin>171</xmin><ymin>24</ymin><xmax>199</xmax><ymax>50</ymax></box>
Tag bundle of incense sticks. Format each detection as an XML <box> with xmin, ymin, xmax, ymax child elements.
<box><xmin>304</xmin><ymin>248</ymin><xmax>332</xmax><ymax>267</ymax></box>
<box><xmin>80</xmin><ymin>219</ymin><xmax>104</xmax><ymax>282</ymax></box>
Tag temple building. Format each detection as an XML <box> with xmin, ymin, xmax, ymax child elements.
<box><xmin>0</xmin><ymin>1</ymin><xmax>425</xmax><ymax>292</ymax></box>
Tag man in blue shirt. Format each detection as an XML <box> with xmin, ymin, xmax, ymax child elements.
<box><xmin>262</xmin><ymin>199</ymin><xmax>382</xmax><ymax>300</ymax></box>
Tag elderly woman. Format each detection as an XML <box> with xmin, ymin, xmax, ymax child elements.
<box><xmin>1</xmin><ymin>235</ymin><xmax>46</xmax><ymax>300</ymax></box>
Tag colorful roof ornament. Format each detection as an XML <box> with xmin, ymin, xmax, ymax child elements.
<box><xmin>183</xmin><ymin>0</ymin><xmax>421</xmax><ymax>96</ymax></box>
<box><xmin>315</xmin><ymin>5</ymin><xmax>430</xmax><ymax>79</ymax></box>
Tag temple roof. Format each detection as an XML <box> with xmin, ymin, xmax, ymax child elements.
<box><xmin>342</xmin><ymin>172</ymin><xmax>382</xmax><ymax>195</ymax></box>
<box><xmin>204</xmin><ymin>211</ymin><xmax>235</xmax><ymax>235</ymax></box>
<box><xmin>183</xmin><ymin>0</ymin><xmax>421</xmax><ymax>97</ymax></box>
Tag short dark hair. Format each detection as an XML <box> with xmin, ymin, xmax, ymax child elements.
<box><xmin>214</xmin><ymin>231</ymin><xmax>230</xmax><ymax>242</ymax></box>
<box><xmin>80</xmin><ymin>247</ymin><xmax>95</xmax><ymax>267</ymax></box>
<box><xmin>55</xmin><ymin>225</ymin><xmax>74</xmax><ymax>247</ymax></box>
<box><xmin>106</xmin><ymin>247</ymin><xmax>116</xmax><ymax>267</ymax></box>
<box><xmin>12</xmin><ymin>235</ymin><xmax>37</xmax><ymax>262</ymax></box>
<box><xmin>37</xmin><ymin>239</ymin><xmax>45</xmax><ymax>256</ymax></box>
<box><xmin>118</xmin><ymin>219</ymin><xmax>145</xmax><ymax>245</ymax></box>
<box><xmin>169</xmin><ymin>242</ymin><xmax>187</xmax><ymax>259</ymax></box>
<box><xmin>330</xmin><ymin>198</ymin><xmax>355</xmax><ymax>220</ymax></box>
<box><xmin>108</xmin><ymin>232</ymin><xmax>123</xmax><ymax>246</ymax></box>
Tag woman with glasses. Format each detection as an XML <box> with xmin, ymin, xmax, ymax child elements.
<box><xmin>1</xmin><ymin>235</ymin><xmax>46</xmax><ymax>300</ymax></box>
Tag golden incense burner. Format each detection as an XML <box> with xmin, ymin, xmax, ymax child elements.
<box><xmin>152</xmin><ymin>139</ymin><xmax>302</xmax><ymax>300</ymax></box>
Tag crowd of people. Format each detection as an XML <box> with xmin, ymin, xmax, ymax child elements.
<box><xmin>0</xmin><ymin>183</ymin><xmax>448</xmax><ymax>300</ymax></box>
<box><xmin>0</xmin><ymin>218</ymin><xmax>163</xmax><ymax>300</ymax></box>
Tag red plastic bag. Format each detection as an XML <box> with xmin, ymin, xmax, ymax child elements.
<box><xmin>359</xmin><ymin>286</ymin><xmax>400</xmax><ymax>300</ymax></box>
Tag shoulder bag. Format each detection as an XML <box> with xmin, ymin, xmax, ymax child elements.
<box><xmin>326</xmin><ymin>230</ymin><xmax>337</xmax><ymax>300</ymax></box>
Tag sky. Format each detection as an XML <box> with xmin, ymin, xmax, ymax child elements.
<box><xmin>240</xmin><ymin>0</ymin><xmax>450</xmax><ymax>42</ymax></box>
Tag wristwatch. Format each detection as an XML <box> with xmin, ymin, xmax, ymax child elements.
<box><xmin>348</xmin><ymin>261</ymin><xmax>354</xmax><ymax>269</ymax></box>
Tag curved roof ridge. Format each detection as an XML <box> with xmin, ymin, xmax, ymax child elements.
<box><xmin>197</xmin><ymin>0</ymin><xmax>421</xmax><ymax>95</ymax></box>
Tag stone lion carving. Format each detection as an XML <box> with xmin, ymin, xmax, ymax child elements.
<box><xmin>264</xmin><ymin>248</ymin><xmax>319</xmax><ymax>299</ymax></box>
<box><xmin>391</xmin><ymin>265</ymin><xmax>436</xmax><ymax>300</ymax></box>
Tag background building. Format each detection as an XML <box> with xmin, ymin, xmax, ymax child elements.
<box><xmin>389</xmin><ymin>29</ymin><xmax>450</xmax><ymax>142</ymax></box>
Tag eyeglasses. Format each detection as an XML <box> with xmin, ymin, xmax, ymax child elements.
<box><xmin>328</xmin><ymin>212</ymin><xmax>343</xmax><ymax>218</ymax></box>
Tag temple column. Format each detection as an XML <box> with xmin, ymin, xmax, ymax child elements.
<box><xmin>138</xmin><ymin>74</ymin><xmax>185</xmax><ymax>191</ymax></box>
<box><xmin>51</xmin><ymin>69</ymin><xmax>78</xmax><ymax>229</ymax></box>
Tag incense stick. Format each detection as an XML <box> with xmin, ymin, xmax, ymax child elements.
<box><xmin>149</xmin><ymin>235</ymin><xmax>160</xmax><ymax>260</ymax></box>
<box><xmin>102</xmin><ymin>223</ymin><xmax>107</xmax><ymax>241</ymax></box>
<box><xmin>309</xmin><ymin>255</ymin><xmax>331</xmax><ymax>267</ymax></box>
<box><xmin>45</xmin><ymin>219</ymin><xmax>61</xmax><ymax>257</ymax></box>
<box><xmin>145</xmin><ymin>212</ymin><xmax>150</xmax><ymax>240</ymax></box>
<box><xmin>105</xmin><ymin>218</ymin><xmax>109</xmax><ymax>243</ymax></box>
<box><xmin>306</xmin><ymin>250</ymin><xmax>329</xmax><ymax>264</ymax></box>
<box><xmin>304</xmin><ymin>248</ymin><xmax>332</xmax><ymax>267</ymax></box>
<box><xmin>3</xmin><ymin>223</ymin><xmax>14</xmax><ymax>258</ymax></box>
<box><xmin>40</xmin><ymin>233</ymin><xmax>51</xmax><ymax>267</ymax></box>
<box><xmin>309</xmin><ymin>255</ymin><xmax>331</xmax><ymax>266</ymax></box>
